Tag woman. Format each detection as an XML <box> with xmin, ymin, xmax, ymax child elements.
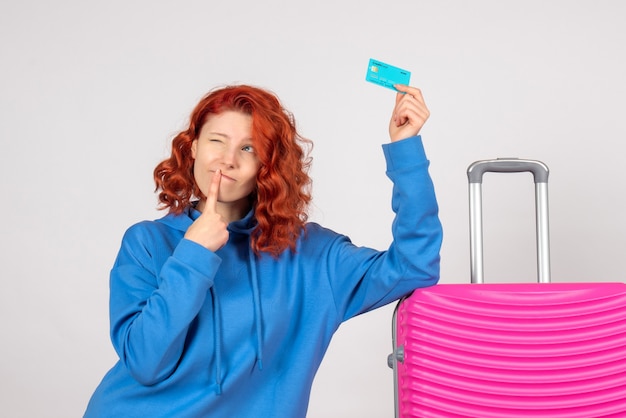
<box><xmin>84</xmin><ymin>83</ymin><xmax>442</xmax><ymax>417</ymax></box>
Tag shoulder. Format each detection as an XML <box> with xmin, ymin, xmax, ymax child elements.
<box><xmin>120</xmin><ymin>212</ymin><xmax>188</xmax><ymax>249</ymax></box>
<box><xmin>113</xmin><ymin>213</ymin><xmax>189</xmax><ymax>269</ymax></box>
<box><xmin>303</xmin><ymin>222</ymin><xmax>341</xmax><ymax>239</ymax></box>
<box><xmin>298</xmin><ymin>222</ymin><xmax>353</xmax><ymax>254</ymax></box>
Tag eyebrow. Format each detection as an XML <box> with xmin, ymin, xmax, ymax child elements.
<box><xmin>208</xmin><ymin>132</ymin><xmax>254</xmax><ymax>143</ymax></box>
<box><xmin>208</xmin><ymin>132</ymin><xmax>230</xmax><ymax>139</ymax></box>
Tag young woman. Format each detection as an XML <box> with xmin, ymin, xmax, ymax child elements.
<box><xmin>84</xmin><ymin>83</ymin><xmax>442</xmax><ymax>417</ymax></box>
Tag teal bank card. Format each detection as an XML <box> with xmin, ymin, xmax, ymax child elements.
<box><xmin>365</xmin><ymin>58</ymin><xmax>411</xmax><ymax>91</ymax></box>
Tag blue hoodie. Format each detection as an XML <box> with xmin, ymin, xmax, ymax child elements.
<box><xmin>84</xmin><ymin>135</ymin><xmax>442</xmax><ymax>417</ymax></box>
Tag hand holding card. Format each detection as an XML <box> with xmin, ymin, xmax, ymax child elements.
<box><xmin>389</xmin><ymin>84</ymin><xmax>430</xmax><ymax>142</ymax></box>
<box><xmin>364</xmin><ymin>58</ymin><xmax>427</xmax><ymax>141</ymax></box>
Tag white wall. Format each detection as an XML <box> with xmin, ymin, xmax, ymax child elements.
<box><xmin>1</xmin><ymin>1</ymin><xmax>625</xmax><ymax>416</ymax></box>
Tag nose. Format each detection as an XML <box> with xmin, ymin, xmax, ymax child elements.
<box><xmin>220</xmin><ymin>145</ymin><xmax>238</xmax><ymax>168</ymax></box>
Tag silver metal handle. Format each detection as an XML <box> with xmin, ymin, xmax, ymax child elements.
<box><xmin>467</xmin><ymin>158</ymin><xmax>551</xmax><ymax>284</ymax></box>
<box><xmin>468</xmin><ymin>158</ymin><xmax>550</xmax><ymax>184</ymax></box>
<box><xmin>388</xmin><ymin>301</ymin><xmax>403</xmax><ymax>418</ymax></box>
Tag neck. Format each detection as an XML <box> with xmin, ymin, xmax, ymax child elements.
<box><xmin>196</xmin><ymin>200</ymin><xmax>250</xmax><ymax>224</ymax></box>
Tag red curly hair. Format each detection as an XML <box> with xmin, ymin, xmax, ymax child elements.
<box><xmin>154</xmin><ymin>85</ymin><xmax>313</xmax><ymax>257</ymax></box>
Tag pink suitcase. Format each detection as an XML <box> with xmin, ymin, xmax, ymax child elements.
<box><xmin>389</xmin><ymin>159</ymin><xmax>626</xmax><ymax>417</ymax></box>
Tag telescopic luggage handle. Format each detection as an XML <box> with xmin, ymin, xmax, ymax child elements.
<box><xmin>467</xmin><ymin>158</ymin><xmax>551</xmax><ymax>284</ymax></box>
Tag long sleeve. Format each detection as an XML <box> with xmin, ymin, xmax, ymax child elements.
<box><xmin>324</xmin><ymin>135</ymin><xmax>442</xmax><ymax>321</ymax></box>
<box><xmin>109</xmin><ymin>226</ymin><xmax>221</xmax><ymax>386</ymax></box>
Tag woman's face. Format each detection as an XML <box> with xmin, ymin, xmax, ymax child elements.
<box><xmin>191</xmin><ymin>110</ymin><xmax>261</xmax><ymax>218</ymax></box>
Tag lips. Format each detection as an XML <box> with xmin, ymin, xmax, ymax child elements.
<box><xmin>212</xmin><ymin>170</ymin><xmax>235</xmax><ymax>182</ymax></box>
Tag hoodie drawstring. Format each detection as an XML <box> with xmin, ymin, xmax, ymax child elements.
<box><xmin>249</xmin><ymin>248</ymin><xmax>264</xmax><ymax>371</ymax></box>
<box><xmin>210</xmin><ymin>287</ymin><xmax>223</xmax><ymax>395</ymax></box>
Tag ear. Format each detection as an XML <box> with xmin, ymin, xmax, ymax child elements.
<box><xmin>191</xmin><ymin>139</ymin><xmax>198</xmax><ymax>159</ymax></box>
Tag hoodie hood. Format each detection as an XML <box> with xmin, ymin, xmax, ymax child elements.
<box><xmin>157</xmin><ymin>203</ymin><xmax>257</xmax><ymax>234</ymax></box>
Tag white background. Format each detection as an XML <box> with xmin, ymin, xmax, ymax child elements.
<box><xmin>1</xmin><ymin>1</ymin><xmax>625</xmax><ymax>416</ymax></box>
